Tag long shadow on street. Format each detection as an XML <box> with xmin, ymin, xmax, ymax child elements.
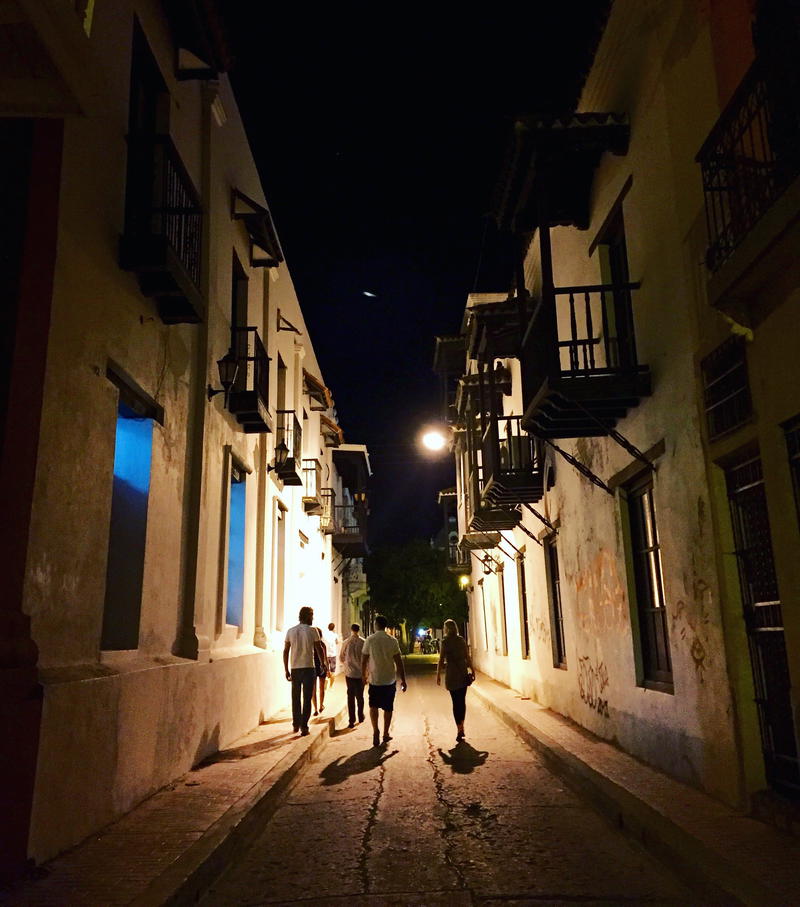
<box><xmin>318</xmin><ymin>746</ymin><xmax>398</xmax><ymax>785</ymax></box>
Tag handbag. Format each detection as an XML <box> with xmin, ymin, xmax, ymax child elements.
<box><xmin>313</xmin><ymin>647</ymin><xmax>327</xmax><ymax>678</ymax></box>
<box><xmin>466</xmin><ymin>671</ymin><xmax>475</xmax><ymax>686</ymax></box>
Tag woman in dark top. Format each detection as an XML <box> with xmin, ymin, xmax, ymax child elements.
<box><xmin>436</xmin><ymin>619</ymin><xmax>475</xmax><ymax>742</ymax></box>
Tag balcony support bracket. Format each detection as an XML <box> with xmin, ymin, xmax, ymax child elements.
<box><xmin>542</xmin><ymin>438</ymin><xmax>614</xmax><ymax>496</ymax></box>
<box><xmin>562</xmin><ymin>392</ymin><xmax>655</xmax><ymax>473</ymax></box>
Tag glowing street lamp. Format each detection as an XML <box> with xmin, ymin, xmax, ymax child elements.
<box><xmin>421</xmin><ymin>430</ymin><xmax>447</xmax><ymax>452</ymax></box>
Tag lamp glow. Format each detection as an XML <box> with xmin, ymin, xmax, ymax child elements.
<box><xmin>421</xmin><ymin>431</ymin><xmax>446</xmax><ymax>451</ymax></box>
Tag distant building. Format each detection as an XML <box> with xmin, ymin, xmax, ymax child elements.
<box><xmin>435</xmin><ymin>0</ymin><xmax>800</xmax><ymax>811</ymax></box>
<box><xmin>0</xmin><ymin>0</ymin><xmax>368</xmax><ymax>877</ymax></box>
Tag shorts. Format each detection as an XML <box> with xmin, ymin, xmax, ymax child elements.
<box><xmin>368</xmin><ymin>682</ymin><xmax>396</xmax><ymax>711</ymax></box>
<box><xmin>328</xmin><ymin>656</ymin><xmax>337</xmax><ymax>673</ymax></box>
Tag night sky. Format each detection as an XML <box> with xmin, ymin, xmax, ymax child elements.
<box><xmin>225</xmin><ymin>4</ymin><xmax>608</xmax><ymax>545</ymax></box>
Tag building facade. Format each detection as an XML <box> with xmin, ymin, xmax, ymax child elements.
<box><xmin>0</xmin><ymin>0</ymin><xmax>369</xmax><ymax>876</ymax></box>
<box><xmin>436</xmin><ymin>0</ymin><xmax>800</xmax><ymax>811</ymax></box>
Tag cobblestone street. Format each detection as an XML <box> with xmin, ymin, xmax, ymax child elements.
<box><xmin>201</xmin><ymin>671</ymin><xmax>695</xmax><ymax>905</ymax></box>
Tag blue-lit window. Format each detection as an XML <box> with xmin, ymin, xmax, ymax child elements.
<box><xmin>226</xmin><ymin>466</ymin><xmax>246</xmax><ymax>628</ymax></box>
<box><xmin>102</xmin><ymin>401</ymin><xmax>153</xmax><ymax>650</ymax></box>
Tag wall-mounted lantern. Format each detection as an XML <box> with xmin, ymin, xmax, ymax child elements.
<box><xmin>207</xmin><ymin>349</ymin><xmax>239</xmax><ymax>406</ymax></box>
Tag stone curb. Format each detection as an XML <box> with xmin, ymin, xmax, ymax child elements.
<box><xmin>130</xmin><ymin>698</ymin><xmax>349</xmax><ymax>907</ymax></box>
<box><xmin>471</xmin><ymin>679</ymin><xmax>773</xmax><ymax>907</ymax></box>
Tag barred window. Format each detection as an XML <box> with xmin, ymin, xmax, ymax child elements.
<box><xmin>545</xmin><ymin>537</ymin><xmax>566</xmax><ymax>668</ymax></box>
<box><xmin>701</xmin><ymin>336</ymin><xmax>752</xmax><ymax>440</ymax></box>
<box><xmin>785</xmin><ymin>416</ymin><xmax>800</xmax><ymax>530</ymax></box>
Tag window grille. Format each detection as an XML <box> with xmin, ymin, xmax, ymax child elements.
<box><xmin>626</xmin><ymin>475</ymin><xmax>672</xmax><ymax>688</ymax></box>
<box><xmin>701</xmin><ymin>336</ymin><xmax>752</xmax><ymax>440</ymax></box>
<box><xmin>516</xmin><ymin>553</ymin><xmax>531</xmax><ymax>659</ymax></box>
<box><xmin>545</xmin><ymin>538</ymin><xmax>567</xmax><ymax>668</ymax></box>
<box><xmin>725</xmin><ymin>454</ymin><xmax>799</xmax><ymax>794</ymax></box>
<box><xmin>785</xmin><ymin>416</ymin><xmax>800</xmax><ymax>530</ymax></box>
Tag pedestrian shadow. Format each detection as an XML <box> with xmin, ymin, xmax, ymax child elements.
<box><xmin>437</xmin><ymin>741</ymin><xmax>489</xmax><ymax>774</ymax></box>
<box><xmin>319</xmin><ymin>747</ymin><xmax>398</xmax><ymax>786</ymax></box>
<box><xmin>198</xmin><ymin>732</ymin><xmax>296</xmax><ymax>765</ymax></box>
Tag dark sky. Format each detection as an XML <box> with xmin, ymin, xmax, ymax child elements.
<box><xmin>225</xmin><ymin>4</ymin><xmax>607</xmax><ymax>546</ymax></box>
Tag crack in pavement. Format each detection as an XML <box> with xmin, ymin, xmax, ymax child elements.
<box><xmin>356</xmin><ymin>760</ymin><xmax>386</xmax><ymax>896</ymax></box>
<box><xmin>424</xmin><ymin>714</ymin><xmax>470</xmax><ymax>892</ymax></box>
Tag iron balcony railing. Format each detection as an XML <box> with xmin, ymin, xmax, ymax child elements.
<box><xmin>697</xmin><ymin>56</ymin><xmax>800</xmax><ymax>272</ymax></box>
<box><xmin>276</xmin><ymin>410</ymin><xmax>302</xmax><ymax>462</ymax></box>
<box><xmin>231</xmin><ymin>326</ymin><xmax>269</xmax><ymax>406</ymax></box>
<box><xmin>302</xmin><ymin>458</ymin><xmax>322</xmax><ymax>500</ymax></box>
<box><xmin>125</xmin><ymin>134</ymin><xmax>202</xmax><ymax>289</ymax></box>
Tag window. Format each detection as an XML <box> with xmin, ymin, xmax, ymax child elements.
<box><xmin>225</xmin><ymin>463</ymin><xmax>247</xmax><ymax>629</ymax></box>
<box><xmin>545</xmin><ymin>537</ymin><xmax>566</xmax><ymax>668</ymax></box>
<box><xmin>725</xmin><ymin>453</ymin><xmax>799</xmax><ymax>792</ymax></box>
<box><xmin>701</xmin><ymin>337</ymin><xmax>752</xmax><ymax>440</ymax></box>
<box><xmin>516</xmin><ymin>552</ymin><xmax>530</xmax><ymax>658</ymax></box>
<box><xmin>625</xmin><ymin>474</ymin><xmax>672</xmax><ymax>688</ymax></box>
<box><xmin>496</xmin><ymin>566</ymin><xmax>508</xmax><ymax>656</ymax></box>
<box><xmin>595</xmin><ymin>209</ymin><xmax>636</xmax><ymax>371</ymax></box>
<box><xmin>271</xmin><ymin>499</ymin><xmax>287</xmax><ymax>631</ymax></box>
<box><xmin>785</xmin><ymin>415</ymin><xmax>800</xmax><ymax>529</ymax></box>
<box><xmin>102</xmin><ymin>393</ymin><xmax>155</xmax><ymax>650</ymax></box>
<box><xmin>478</xmin><ymin>578</ymin><xmax>488</xmax><ymax>652</ymax></box>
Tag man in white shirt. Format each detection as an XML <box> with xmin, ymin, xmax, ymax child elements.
<box><xmin>361</xmin><ymin>615</ymin><xmax>407</xmax><ymax>747</ymax></box>
<box><xmin>323</xmin><ymin>622</ymin><xmax>340</xmax><ymax>686</ymax></box>
<box><xmin>339</xmin><ymin>623</ymin><xmax>365</xmax><ymax>728</ymax></box>
<box><xmin>283</xmin><ymin>606</ymin><xmax>325</xmax><ymax>736</ymax></box>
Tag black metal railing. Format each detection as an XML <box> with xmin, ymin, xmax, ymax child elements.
<box><xmin>697</xmin><ymin>56</ymin><xmax>800</xmax><ymax>272</ymax></box>
<box><xmin>276</xmin><ymin>410</ymin><xmax>302</xmax><ymax>461</ymax></box>
<box><xmin>335</xmin><ymin>504</ymin><xmax>365</xmax><ymax>536</ymax></box>
<box><xmin>231</xmin><ymin>327</ymin><xmax>269</xmax><ymax>406</ymax></box>
<box><xmin>125</xmin><ymin>134</ymin><xmax>202</xmax><ymax>289</ymax></box>
<box><xmin>320</xmin><ymin>488</ymin><xmax>337</xmax><ymax>532</ymax></box>
<box><xmin>302</xmin><ymin>459</ymin><xmax>322</xmax><ymax>499</ymax></box>
<box><xmin>554</xmin><ymin>283</ymin><xmax>640</xmax><ymax>376</ymax></box>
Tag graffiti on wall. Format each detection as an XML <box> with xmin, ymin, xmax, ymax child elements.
<box><xmin>578</xmin><ymin>655</ymin><xmax>610</xmax><ymax>718</ymax></box>
<box><xmin>671</xmin><ymin>577</ymin><xmax>712</xmax><ymax>682</ymax></box>
<box><xmin>573</xmin><ymin>549</ymin><xmax>627</xmax><ymax>634</ymax></box>
<box><xmin>533</xmin><ymin>617</ymin><xmax>551</xmax><ymax>645</ymax></box>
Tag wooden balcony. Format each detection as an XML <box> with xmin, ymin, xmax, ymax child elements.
<box><xmin>319</xmin><ymin>488</ymin><xmax>337</xmax><ymax>534</ymax></box>
<box><xmin>302</xmin><ymin>459</ymin><xmax>323</xmax><ymax>513</ymax></box>
<box><xmin>119</xmin><ymin>134</ymin><xmax>203</xmax><ymax>324</ymax></box>
<box><xmin>333</xmin><ymin>503</ymin><xmax>368</xmax><ymax>557</ymax></box>
<box><xmin>465</xmin><ymin>465</ymin><xmax>520</xmax><ymax>533</ymax></box>
<box><xmin>480</xmin><ymin>415</ymin><xmax>544</xmax><ymax>506</ymax></box>
<box><xmin>447</xmin><ymin>542</ymin><xmax>470</xmax><ymax>574</ymax></box>
<box><xmin>521</xmin><ymin>283</ymin><xmax>651</xmax><ymax>438</ymax></box>
<box><xmin>227</xmin><ymin>327</ymin><xmax>271</xmax><ymax>433</ymax></box>
<box><xmin>273</xmin><ymin>410</ymin><xmax>302</xmax><ymax>485</ymax></box>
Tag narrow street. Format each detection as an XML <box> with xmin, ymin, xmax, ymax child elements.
<box><xmin>202</xmin><ymin>669</ymin><xmax>695</xmax><ymax>905</ymax></box>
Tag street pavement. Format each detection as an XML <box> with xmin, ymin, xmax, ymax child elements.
<box><xmin>201</xmin><ymin>671</ymin><xmax>697</xmax><ymax>905</ymax></box>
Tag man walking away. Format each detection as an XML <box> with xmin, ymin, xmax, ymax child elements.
<box><xmin>339</xmin><ymin>623</ymin><xmax>365</xmax><ymax>727</ymax></box>
<box><xmin>283</xmin><ymin>606</ymin><xmax>325</xmax><ymax>736</ymax></box>
<box><xmin>362</xmin><ymin>615</ymin><xmax>407</xmax><ymax>747</ymax></box>
<box><xmin>323</xmin><ymin>622</ymin><xmax>340</xmax><ymax>687</ymax></box>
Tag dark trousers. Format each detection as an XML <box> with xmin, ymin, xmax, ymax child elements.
<box><xmin>291</xmin><ymin>667</ymin><xmax>316</xmax><ymax>730</ymax></box>
<box><xmin>449</xmin><ymin>686</ymin><xmax>468</xmax><ymax>725</ymax></box>
<box><xmin>346</xmin><ymin>675</ymin><xmax>365</xmax><ymax>724</ymax></box>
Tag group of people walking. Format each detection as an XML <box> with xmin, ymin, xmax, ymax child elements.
<box><xmin>284</xmin><ymin>608</ymin><xmax>475</xmax><ymax>744</ymax></box>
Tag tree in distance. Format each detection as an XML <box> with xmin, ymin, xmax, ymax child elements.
<box><xmin>366</xmin><ymin>539</ymin><xmax>467</xmax><ymax>652</ymax></box>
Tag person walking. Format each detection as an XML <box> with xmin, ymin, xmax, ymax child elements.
<box><xmin>436</xmin><ymin>618</ymin><xmax>474</xmax><ymax>742</ymax></box>
<box><xmin>362</xmin><ymin>615</ymin><xmax>407</xmax><ymax>747</ymax></box>
<box><xmin>323</xmin><ymin>622</ymin><xmax>340</xmax><ymax>688</ymax></box>
<box><xmin>339</xmin><ymin>623</ymin><xmax>365</xmax><ymax>728</ymax></box>
<box><xmin>311</xmin><ymin>626</ymin><xmax>329</xmax><ymax>715</ymax></box>
<box><xmin>283</xmin><ymin>606</ymin><xmax>326</xmax><ymax>736</ymax></box>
